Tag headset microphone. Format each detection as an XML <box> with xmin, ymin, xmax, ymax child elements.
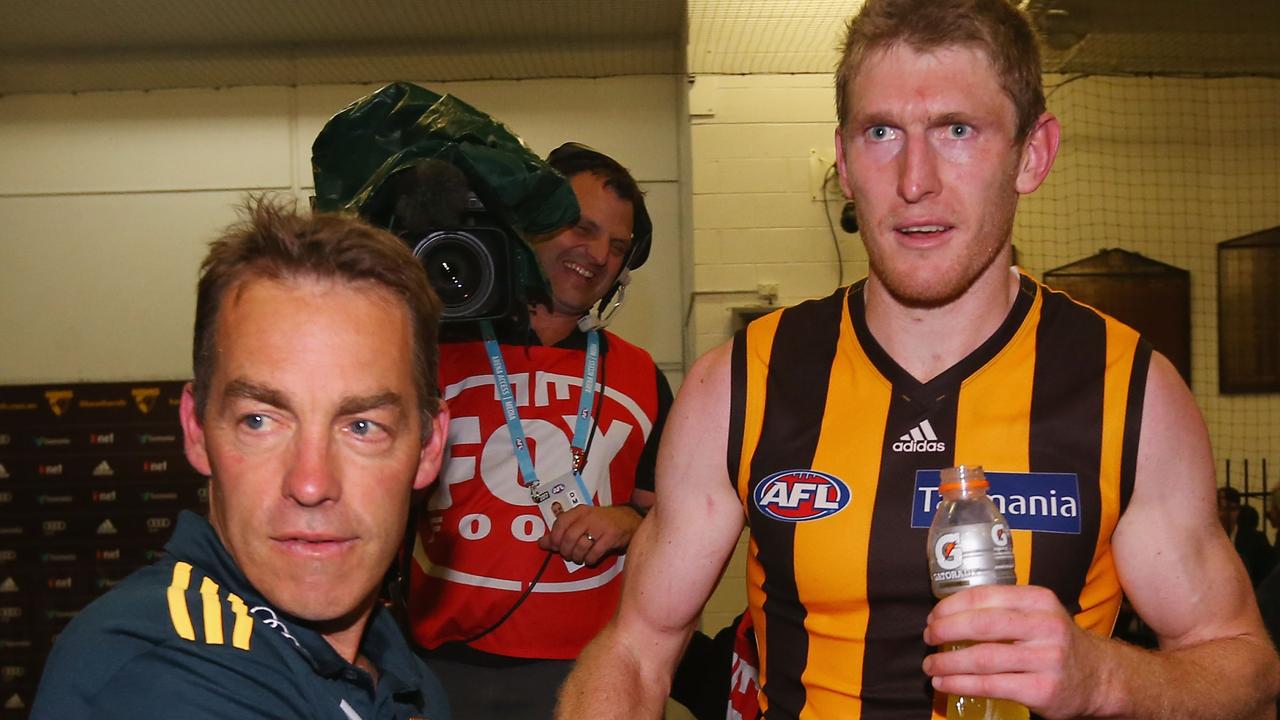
<box><xmin>577</xmin><ymin>267</ymin><xmax>631</xmax><ymax>332</ymax></box>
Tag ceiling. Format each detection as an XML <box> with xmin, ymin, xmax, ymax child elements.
<box><xmin>1</xmin><ymin>0</ymin><xmax>1277</xmax><ymax>96</ymax></box>
<box><xmin>0</xmin><ymin>0</ymin><xmax>687</xmax><ymax>94</ymax></box>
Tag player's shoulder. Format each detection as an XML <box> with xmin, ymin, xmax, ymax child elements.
<box><xmin>1034</xmin><ymin>275</ymin><xmax>1143</xmax><ymax>343</ymax></box>
<box><xmin>41</xmin><ymin>558</ymin><xmax>280</xmax><ymax>683</ymax></box>
<box><xmin>73</xmin><ymin>558</ymin><xmax>260</xmax><ymax>651</ymax></box>
<box><xmin>34</xmin><ymin>559</ymin><xmax>299</xmax><ymax>718</ymax></box>
<box><xmin>736</xmin><ymin>284</ymin><xmax>850</xmax><ymax>355</ymax></box>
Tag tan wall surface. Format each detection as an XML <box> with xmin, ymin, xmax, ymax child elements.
<box><xmin>0</xmin><ymin>76</ymin><xmax>686</xmax><ymax>388</ymax></box>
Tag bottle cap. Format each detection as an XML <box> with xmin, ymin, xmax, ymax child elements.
<box><xmin>939</xmin><ymin>465</ymin><xmax>988</xmax><ymax>493</ymax></box>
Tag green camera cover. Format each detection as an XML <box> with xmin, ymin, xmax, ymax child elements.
<box><xmin>311</xmin><ymin>81</ymin><xmax>579</xmax><ymax>308</ymax></box>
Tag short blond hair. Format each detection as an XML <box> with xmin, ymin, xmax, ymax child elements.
<box><xmin>835</xmin><ymin>0</ymin><xmax>1046</xmax><ymax>142</ymax></box>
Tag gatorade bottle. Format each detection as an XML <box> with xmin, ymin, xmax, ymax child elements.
<box><xmin>926</xmin><ymin>465</ymin><xmax>1028</xmax><ymax>720</ymax></box>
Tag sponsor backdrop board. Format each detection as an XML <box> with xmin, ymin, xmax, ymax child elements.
<box><xmin>0</xmin><ymin>381</ymin><xmax>205</xmax><ymax>717</ymax></box>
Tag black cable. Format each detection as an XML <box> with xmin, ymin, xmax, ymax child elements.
<box><xmin>1046</xmin><ymin>73</ymin><xmax>1091</xmax><ymax>99</ymax></box>
<box><xmin>823</xmin><ymin>163</ymin><xmax>847</xmax><ymax>288</ymax></box>
<box><xmin>457</xmin><ymin>551</ymin><xmax>553</xmax><ymax>645</ymax></box>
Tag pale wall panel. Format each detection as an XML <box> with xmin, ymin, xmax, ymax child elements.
<box><xmin>605</xmin><ymin>182</ymin><xmax>682</xmax><ymax>366</ymax></box>
<box><xmin>0</xmin><ymin>88</ymin><xmax>294</xmax><ymax>195</ymax></box>
<box><xmin>702</xmin><ymin>82</ymin><xmax>834</xmax><ymax>125</ymax></box>
<box><xmin>1</xmin><ymin>77</ymin><xmax>685</xmax><ymax>386</ymax></box>
<box><xmin>0</xmin><ymin>191</ymin><xmax>246</xmax><ymax>382</ymax></box>
<box><xmin>294</xmin><ymin>76</ymin><xmax>682</xmax><ymax>187</ymax></box>
<box><xmin>691</xmin><ymin>121</ymin><xmax>834</xmax><ymax>160</ymax></box>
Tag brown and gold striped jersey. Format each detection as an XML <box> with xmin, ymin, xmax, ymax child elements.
<box><xmin>728</xmin><ymin>272</ymin><xmax>1150</xmax><ymax>719</ymax></box>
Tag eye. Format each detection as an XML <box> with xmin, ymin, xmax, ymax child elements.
<box><xmin>240</xmin><ymin>414</ymin><xmax>269</xmax><ymax>431</ymax></box>
<box><xmin>866</xmin><ymin>125</ymin><xmax>896</xmax><ymax>142</ymax></box>
<box><xmin>346</xmin><ymin>419</ymin><xmax>388</xmax><ymax>440</ymax></box>
<box><xmin>610</xmin><ymin>241</ymin><xmax>628</xmax><ymax>257</ymax></box>
<box><xmin>947</xmin><ymin>123</ymin><xmax>972</xmax><ymax>139</ymax></box>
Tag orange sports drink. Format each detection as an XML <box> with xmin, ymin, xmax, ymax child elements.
<box><xmin>927</xmin><ymin>466</ymin><xmax>1030</xmax><ymax>720</ymax></box>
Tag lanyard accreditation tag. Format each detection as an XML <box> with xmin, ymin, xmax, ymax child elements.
<box><xmin>479</xmin><ymin>321</ymin><xmax>598</xmax><ymax>507</ymax></box>
<box><xmin>479</xmin><ymin>322</ymin><xmax>600</xmax><ymax>573</ymax></box>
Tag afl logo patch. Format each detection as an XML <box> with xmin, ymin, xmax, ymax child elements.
<box><xmin>753</xmin><ymin>470</ymin><xmax>850</xmax><ymax>522</ymax></box>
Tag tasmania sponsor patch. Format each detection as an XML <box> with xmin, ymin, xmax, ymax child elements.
<box><xmin>911</xmin><ymin>470</ymin><xmax>1082</xmax><ymax>534</ymax></box>
<box><xmin>753</xmin><ymin>469</ymin><xmax>850</xmax><ymax>522</ymax></box>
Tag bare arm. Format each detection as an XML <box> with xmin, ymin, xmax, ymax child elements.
<box><xmin>556</xmin><ymin>341</ymin><xmax>746</xmax><ymax>719</ymax></box>
<box><xmin>1097</xmin><ymin>351</ymin><xmax>1279</xmax><ymax>717</ymax></box>
<box><xmin>924</xmin><ymin>352</ymin><xmax>1280</xmax><ymax>718</ymax></box>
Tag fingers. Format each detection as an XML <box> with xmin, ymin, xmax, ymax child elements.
<box><xmin>925</xmin><ymin>587</ymin><xmax>1072</xmax><ymax>648</ymax></box>
<box><xmin>548</xmin><ymin>505</ymin><xmax>591</xmax><ymax>547</ymax></box>
<box><xmin>542</xmin><ymin>507</ymin><xmax>613</xmax><ymax>565</ymax></box>
<box><xmin>927</xmin><ymin>669</ymin><xmax>1042</xmax><ymax>711</ymax></box>
<box><xmin>926</xmin><ymin>605</ymin><xmax>1049</xmax><ymax>647</ymax></box>
<box><xmin>929</xmin><ymin>584</ymin><xmax>1061</xmax><ymax>619</ymax></box>
<box><xmin>924</xmin><ymin>643</ymin><xmax>1067</xmax><ymax>715</ymax></box>
<box><xmin>576</xmin><ymin>530</ymin><xmax>602</xmax><ymax>565</ymax></box>
<box><xmin>923</xmin><ymin>638</ymin><xmax>1063</xmax><ymax>678</ymax></box>
<box><xmin>538</xmin><ymin>505</ymin><xmax>645</xmax><ymax>564</ymax></box>
<box><xmin>921</xmin><ymin>586</ymin><xmax>1101</xmax><ymax>718</ymax></box>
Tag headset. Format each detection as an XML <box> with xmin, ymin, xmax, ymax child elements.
<box><xmin>546</xmin><ymin>142</ymin><xmax>653</xmax><ymax>332</ymax></box>
<box><xmin>577</xmin><ymin>267</ymin><xmax>631</xmax><ymax>332</ymax></box>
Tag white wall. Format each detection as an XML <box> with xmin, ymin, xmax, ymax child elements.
<box><xmin>0</xmin><ymin>76</ymin><xmax>686</xmax><ymax>387</ymax></box>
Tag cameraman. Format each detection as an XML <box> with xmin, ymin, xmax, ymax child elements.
<box><xmin>405</xmin><ymin>143</ymin><xmax>672</xmax><ymax>719</ymax></box>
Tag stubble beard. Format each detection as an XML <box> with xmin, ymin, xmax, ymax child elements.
<box><xmin>865</xmin><ymin>189</ymin><xmax>1019</xmax><ymax>310</ymax></box>
<box><xmin>867</xmin><ymin>236</ymin><xmax>1007</xmax><ymax>310</ymax></box>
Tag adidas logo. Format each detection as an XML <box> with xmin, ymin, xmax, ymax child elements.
<box><xmin>96</xmin><ymin>519</ymin><xmax>118</xmax><ymax>535</ymax></box>
<box><xmin>4</xmin><ymin>693</ymin><xmax>24</xmax><ymax>710</ymax></box>
<box><xmin>92</xmin><ymin>461</ymin><xmax>114</xmax><ymax>477</ymax></box>
<box><xmin>0</xmin><ymin>464</ymin><xmax>7</xmax><ymax>480</ymax></box>
<box><xmin>0</xmin><ymin>578</ymin><xmax>17</xmax><ymax>593</ymax></box>
<box><xmin>892</xmin><ymin>419</ymin><xmax>947</xmax><ymax>453</ymax></box>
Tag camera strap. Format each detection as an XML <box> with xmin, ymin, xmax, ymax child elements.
<box><xmin>478</xmin><ymin>320</ymin><xmax>599</xmax><ymax>504</ymax></box>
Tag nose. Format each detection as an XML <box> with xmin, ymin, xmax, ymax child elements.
<box><xmin>583</xmin><ymin>230</ymin><xmax>610</xmax><ymax>266</ymax></box>
<box><xmin>282</xmin><ymin>431</ymin><xmax>340</xmax><ymax>507</ymax></box>
<box><xmin>897</xmin><ymin>133</ymin><xmax>940</xmax><ymax>203</ymax></box>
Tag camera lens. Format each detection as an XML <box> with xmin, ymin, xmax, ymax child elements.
<box><xmin>413</xmin><ymin>231</ymin><xmax>497</xmax><ymax>318</ymax></box>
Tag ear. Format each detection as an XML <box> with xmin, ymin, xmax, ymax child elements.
<box><xmin>412</xmin><ymin>402</ymin><xmax>451</xmax><ymax>491</ymax></box>
<box><xmin>834</xmin><ymin>127</ymin><xmax>855</xmax><ymax>199</ymax></box>
<box><xmin>179</xmin><ymin>383</ymin><xmax>212</xmax><ymax>477</ymax></box>
<box><xmin>1015</xmin><ymin>112</ymin><xmax>1061</xmax><ymax>195</ymax></box>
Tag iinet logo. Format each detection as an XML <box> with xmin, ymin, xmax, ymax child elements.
<box><xmin>892</xmin><ymin>419</ymin><xmax>947</xmax><ymax>453</ymax></box>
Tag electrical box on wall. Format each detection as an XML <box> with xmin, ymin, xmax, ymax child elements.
<box><xmin>808</xmin><ymin>148</ymin><xmax>839</xmax><ymax>201</ymax></box>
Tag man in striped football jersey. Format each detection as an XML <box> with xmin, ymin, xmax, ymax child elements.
<box><xmin>558</xmin><ymin>0</ymin><xmax>1279</xmax><ymax>718</ymax></box>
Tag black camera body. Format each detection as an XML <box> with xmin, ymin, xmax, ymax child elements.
<box><xmin>389</xmin><ymin>159</ymin><xmax>542</xmax><ymax>324</ymax></box>
<box><xmin>311</xmin><ymin>83</ymin><xmax>582</xmax><ymax>326</ymax></box>
<box><xmin>406</xmin><ymin>193</ymin><xmax>517</xmax><ymax>322</ymax></box>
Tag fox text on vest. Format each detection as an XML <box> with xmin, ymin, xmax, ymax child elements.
<box><xmin>753</xmin><ymin>470</ymin><xmax>851</xmax><ymax>522</ymax></box>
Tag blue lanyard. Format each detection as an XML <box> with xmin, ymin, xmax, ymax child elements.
<box><xmin>479</xmin><ymin>321</ymin><xmax>601</xmax><ymax>497</ymax></box>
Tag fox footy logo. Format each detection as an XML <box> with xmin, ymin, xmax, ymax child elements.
<box><xmin>753</xmin><ymin>470</ymin><xmax>850</xmax><ymax>522</ymax></box>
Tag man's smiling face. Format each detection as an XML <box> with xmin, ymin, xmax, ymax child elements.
<box><xmin>533</xmin><ymin>171</ymin><xmax>634</xmax><ymax>316</ymax></box>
